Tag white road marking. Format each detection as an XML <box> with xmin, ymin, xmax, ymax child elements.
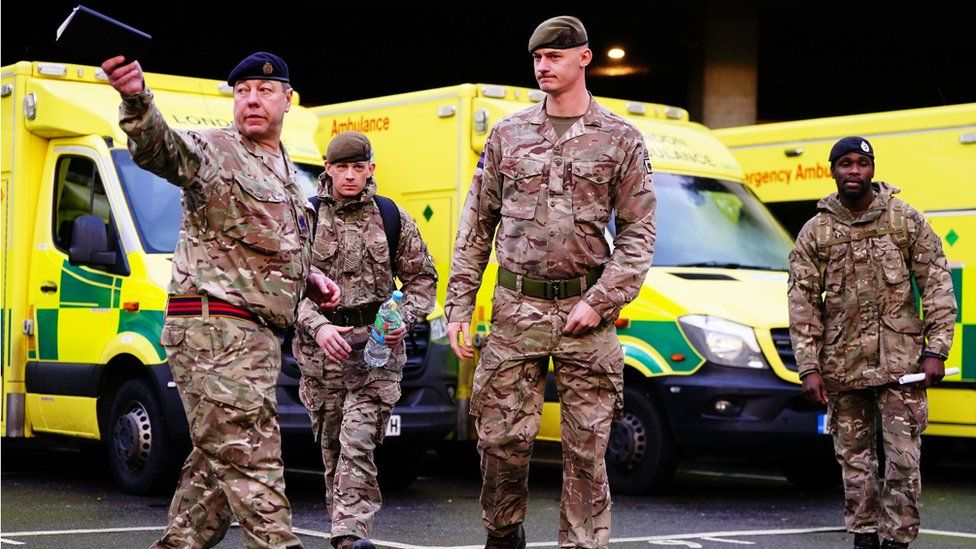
<box><xmin>682</xmin><ymin>469</ymin><xmax>787</xmax><ymax>482</ymax></box>
<box><xmin>0</xmin><ymin>524</ymin><xmax>973</xmax><ymax>548</ymax></box>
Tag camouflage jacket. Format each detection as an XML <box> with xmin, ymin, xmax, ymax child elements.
<box><xmin>788</xmin><ymin>182</ymin><xmax>956</xmax><ymax>390</ymax></box>
<box><xmin>296</xmin><ymin>174</ymin><xmax>437</xmax><ymax>340</ymax></box>
<box><xmin>444</xmin><ymin>96</ymin><xmax>657</xmax><ymax>323</ymax></box>
<box><xmin>119</xmin><ymin>90</ymin><xmax>314</xmax><ymax>330</ymax></box>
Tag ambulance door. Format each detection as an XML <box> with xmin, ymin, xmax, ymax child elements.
<box><xmin>924</xmin><ymin>209</ymin><xmax>975</xmax><ymax>437</ymax></box>
<box><xmin>26</xmin><ymin>142</ymin><xmax>128</xmax><ymax>437</ymax></box>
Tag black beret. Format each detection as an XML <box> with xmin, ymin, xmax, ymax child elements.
<box><xmin>528</xmin><ymin>16</ymin><xmax>588</xmax><ymax>52</ymax></box>
<box><xmin>227</xmin><ymin>51</ymin><xmax>289</xmax><ymax>87</ymax></box>
<box><xmin>829</xmin><ymin>136</ymin><xmax>874</xmax><ymax>163</ymax></box>
<box><xmin>327</xmin><ymin>132</ymin><xmax>372</xmax><ymax>164</ymax></box>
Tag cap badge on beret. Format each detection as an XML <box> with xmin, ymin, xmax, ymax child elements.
<box><xmin>263</xmin><ymin>62</ymin><xmax>273</xmax><ymax>75</ymax></box>
<box><xmin>860</xmin><ymin>141</ymin><xmax>870</xmax><ymax>153</ymax></box>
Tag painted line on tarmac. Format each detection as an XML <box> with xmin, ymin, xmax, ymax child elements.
<box><xmin>682</xmin><ymin>469</ymin><xmax>787</xmax><ymax>482</ymax></box>
<box><xmin>1</xmin><ymin>525</ymin><xmax>973</xmax><ymax>547</ymax></box>
<box><xmin>0</xmin><ymin>525</ymin><xmax>164</xmax><ymax>537</ymax></box>
<box><xmin>921</xmin><ymin>529</ymin><xmax>976</xmax><ymax>539</ymax></box>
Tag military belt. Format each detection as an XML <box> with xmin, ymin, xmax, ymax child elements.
<box><xmin>325</xmin><ymin>302</ymin><xmax>383</xmax><ymax>327</ymax></box>
<box><xmin>497</xmin><ymin>267</ymin><xmax>602</xmax><ymax>300</ymax></box>
<box><xmin>166</xmin><ymin>295</ymin><xmax>257</xmax><ymax>323</ymax></box>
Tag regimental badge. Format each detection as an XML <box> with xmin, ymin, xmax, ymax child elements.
<box><xmin>861</xmin><ymin>141</ymin><xmax>870</xmax><ymax>152</ymax></box>
<box><xmin>644</xmin><ymin>157</ymin><xmax>653</xmax><ymax>174</ymax></box>
<box><xmin>263</xmin><ymin>62</ymin><xmax>273</xmax><ymax>75</ymax></box>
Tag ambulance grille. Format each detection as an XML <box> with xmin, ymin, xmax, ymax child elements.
<box><xmin>769</xmin><ymin>328</ymin><xmax>797</xmax><ymax>371</ymax></box>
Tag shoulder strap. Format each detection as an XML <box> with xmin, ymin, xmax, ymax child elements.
<box><xmin>373</xmin><ymin>195</ymin><xmax>401</xmax><ymax>277</ymax></box>
<box><xmin>815</xmin><ymin>213</ymin><xmax>831</xmax><ymax>285</ymax></box>
<box><xmin>888</xmin><ymin>199</ymin><xmax>910</xmax><ymax>263</ymax></box>
<box><xmin>309</xmin><ymin>195</ymin><xmax>321</xmax><ymax>233</ymax></box>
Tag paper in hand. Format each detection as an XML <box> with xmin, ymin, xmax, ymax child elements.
<box><xmin>56</xmin><ymin>5</ymin><xmax>151</xmax><ymax>66</ymax></box>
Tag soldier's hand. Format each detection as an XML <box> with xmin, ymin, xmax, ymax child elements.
<box><xmin>101</xmin><ymin>56</ymin><xmax>145</xmax><ymax>96</ymax></box>
<box><xmin>920</xmin><ymin>357</ymin><xmax>945</xmax><ymax>388</ymax></box>
<box><xmin>383</xmin><ymin>325</ymin><xmax>407</xmax><ymax>349</ymax></box>
<box><xmin>307</xmin><ymin>273</ymin><xmax>341</xmax><ymax>310</ymax></box>
<box><xmin>315</xmin><ymin>324</ymin><xmax>354</xmax><ymax>362</ymax></box>
<box><xmin>801</xmin><ymin>372</ymin><xmax>828</xmax><ymax>405</ymax></box>
<box><xmin>447</xmin><ymin>321</ymin><xmax>474</xmax><ymax>359</ymax></box>
<box><xmin>563</xmin><ymin>300</ymin><xmax>601</xmax><ymax>336</ymax></box>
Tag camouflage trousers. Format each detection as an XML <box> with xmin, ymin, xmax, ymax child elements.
<box><xmin>473</xmin><ymin>286</ymin><xmax>624</xmax><ymax>549</ymax></box>
<box><xmin>152</xmin><ymin>316</ymin><xmax>302</xmax><ymax>549</ymax></box>
<box><xmin>293</xmin><ymin>326</ymin><xmax>402</xmax><ymax>542</ymax></box>
<box><xmin>828</xmin><ymin>385</ymin><xmax>928</xmax><ymax>544</ymax></box>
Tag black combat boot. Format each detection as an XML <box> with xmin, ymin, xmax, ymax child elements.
<box><xmin>880</xmin><ymin>539</ymin><xmax>909</xmax><ymax>549</ymax></box>
<box><xmin>485</xmin><ymin>524</ymin><xmax>526</xmax><ymax>549</ymax></box>
<box><xmin>854</xmin><ymin>532</ymin><xmax>880</xmax><ymax>549</ymax></box>
<box><xmin>333</xmin><ymin>536</ymin><xmax>375</xmax><ymax>549</ymax></box>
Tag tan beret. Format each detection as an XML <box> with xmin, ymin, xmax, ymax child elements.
<box><xmin>528</xmin><ymin>16</ymin><xmax>588</xmax><ymax>52</ymax></box>
<box><xmin>326</xmin><ymin>131</ymin><xmax>372</xmax><ymax>164</ymax></box>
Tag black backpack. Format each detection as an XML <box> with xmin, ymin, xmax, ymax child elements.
<box><xmin>308</xmin><ymin>194</ymin><xmax>401</xmax><ymax>276</ymax></box>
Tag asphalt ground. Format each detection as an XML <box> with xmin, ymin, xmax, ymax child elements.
<box><xmin>2</xmin><ymin>439</ymin><xmax>974</xmax><ymax>548</ymax></box>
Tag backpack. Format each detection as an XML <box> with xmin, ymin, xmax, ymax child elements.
<box><xmin>814</xmin><ymin>199</ymin><xmax>910</xmax><ymax>284</ymax></box>
<box><xmin>308</xmin><ymin>194</ymin><xmax>402</xmax><ymax>277</ymax></box>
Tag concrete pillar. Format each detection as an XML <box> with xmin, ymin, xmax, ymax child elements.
<box><xmin>690</xmin><ymin>0</ymin><xmax>758</xmax><ymax>129</ymax></box>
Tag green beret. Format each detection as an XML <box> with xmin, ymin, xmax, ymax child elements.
<box><xmin>528</xmin><ymin>16</ymin><xmax>588</xmax><ymax>52</ymax></box>
<box><xmin>326</xmin><ymin>131</ymin><xmax>372</xmax><ymax>164</ymax></box>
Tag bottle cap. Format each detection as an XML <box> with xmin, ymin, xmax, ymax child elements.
<box><xmin>392</xmin><ymin>290</ymin><xmax>404</xmax><ymax>302</ymax></box>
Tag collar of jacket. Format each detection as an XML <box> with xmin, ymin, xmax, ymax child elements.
<box><xmin>316</xmin><ymin>172</ymin><xmax>378</xmax><ymax>212</ymax></box>
<box><xmin>817</xmin><ymin>181</ymin><xmax>901</xmax><ymax>224</ymax></box>
<box><xmin>526</xmin><ymin>92</ymin><xmax>603</xmax><ymax>128</ymax></box>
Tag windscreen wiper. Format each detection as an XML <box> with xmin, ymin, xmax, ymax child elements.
<box><xmin>676</xmin><ymin>261</ymin><xmax>786</xmax><ymax>272</ymax></box>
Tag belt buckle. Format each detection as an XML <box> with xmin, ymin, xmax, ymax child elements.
<box><xmin>543</xmin><ymin>279</ymin><xmax>565</xmax><ymax>300</ymax></box>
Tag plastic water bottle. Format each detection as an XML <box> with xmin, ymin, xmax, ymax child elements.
<box><xmin>364</xmin><ymin>291</ymin><xmax>404</xmax><ymax>368</ymax></box>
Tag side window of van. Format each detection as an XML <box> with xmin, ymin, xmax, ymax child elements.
<box><xmin>52</xmin><ymin>155</ymin><xmax>113</xmax><ymax>253</ymax></box>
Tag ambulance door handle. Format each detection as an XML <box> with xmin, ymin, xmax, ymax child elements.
<box><xmin>40</xmin><ymin>281</ymin><xmax>58</xmax><ymax>293</ymax></box>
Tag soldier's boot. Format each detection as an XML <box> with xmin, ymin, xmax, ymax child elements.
<box><xmin>854</xmin><ymin>533</ymin><xmax>880</xmax><ymax>549</ymax></box>
<box><xmin>332</xmin><ymin>536</ymin><xmax>376</xmax><ymax>549</ymax></box>
<box><xmin>485</xmin><ymin>524</ymin><xmax>526</xmax><ymax>549</ymax></box>
<box><xmin>880</xmin><ymin>540</ymin><xmax>909</xmax><ymax>549</ymax></box>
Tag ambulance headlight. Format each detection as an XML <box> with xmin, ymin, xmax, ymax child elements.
<box><xmin>678</xmin><ymin>315</ymin><xmax>768</xmax><ymax>369</ymax></box>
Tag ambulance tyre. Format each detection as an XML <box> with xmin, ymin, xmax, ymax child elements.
<box><xmin>607</xmin><ymin>386</ymin><xmax>676</xmax><ymax>494</ymax></box>
<box><xmin>107</xmin><ymin>378</ymin><xmax>176</xmax><ymax>495</ymax></box>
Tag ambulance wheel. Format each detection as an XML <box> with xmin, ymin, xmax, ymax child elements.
<box><xmin>107</xmin><ymin>378</ymin><xmax>176</xmax><ymax>495</ymax></box>
<box><xmin>607</xmin><ymin>386</ymin><xmax>676</xmax><ymax>494</ymax></box>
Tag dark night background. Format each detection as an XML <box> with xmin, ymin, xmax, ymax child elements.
<box><xmin>3</xmin><ymin>1</ymin><xmax>974</xmax><ymax>124</ymax></box>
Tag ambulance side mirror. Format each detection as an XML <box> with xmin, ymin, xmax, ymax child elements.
<box><xmin>69</xmin><ymin>215</ymin><xmax>117</xmax><ymax>268</ymax></box>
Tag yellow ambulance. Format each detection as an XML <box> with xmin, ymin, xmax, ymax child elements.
<box><xmin>1</xmin><ymin>61</ymin><xmax>456</xmax><ymax>494</ymax></box>
<box><xmin>312</xmin><ymin>85</ymin><xmax>835</xmax><ymax>492</ymax></box>
<box><xmin>716</xmin><ymin>104</ymin><xmax>975</xmax><ymax>441</ymax></box>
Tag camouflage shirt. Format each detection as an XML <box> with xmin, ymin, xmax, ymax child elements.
<box><xmin>120</xmin><ymin>90</ymin><xmax>314</xmax><ymax>330</ymax></box>
<box><xmin>296</xmin><ymin>174</ymin><xmax>437</xmax><ymax>338</ymax></box>
<box><xmin>788</xmin><ymin>182</ymin><xmax>956</xmax><ymax>391</ymax></box>
<box><xmin>445</xmin><ymin>96</ymin><xmax>657</xmax><ymax>322</ymax></box>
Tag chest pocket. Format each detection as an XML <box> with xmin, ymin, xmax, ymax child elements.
<box><xmin>368</xmin><ymin>240</ymin><xmax>395</xmax><ymax>294</ymax></box>
<box><xmin>875</xmin><ymin>238</ymin><xmax>910</xmax><ymax>284</ymax></box>
<box><xmin>223</xmin><ymin>174</ymin><xmax>287</xmax><ymax>255</ymax></box>
<box><xmin>571</xmin><ymin>160</ymin><xmax>615</xmax><ymax>221</ymax></box>
<box><xmin>499</xmin><ymin>157</ymin><xmax>543</xmax><ymax>220</ymax></box>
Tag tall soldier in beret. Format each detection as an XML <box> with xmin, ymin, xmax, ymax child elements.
<box><xmin>788</xmin><ymin>137</ymin><xmax>956</xmax><ymax>549</ymax></box>
<box><xmin>445</xmin><ymin>15</ymin><xmax>656</xmax><ymax>549</ymax></box>
<box><xmin>101</xmin><ymin>52</ymin><xmax>341</xmax><ymax>549</ymax></box>
<box><xmin>293</xmin><ymin>132</ymin><xmax>437</xmax><ymax>549</ymax></box>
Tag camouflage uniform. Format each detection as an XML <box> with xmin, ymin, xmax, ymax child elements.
<box><xmin>788</xmin><ymin>182</ymin><xmax>956</xmax><ymax>545</ymax></box>
<box><xmin>445</xmin><ymin>97</ymin><xmax>656</xmax><ymax>548</ymax></box>
<box><xmin>293</xmin><ymin>174</ymin><xmax>436</xmax><ymax>543</ymax></box>
<box><xmin>120</xmin><ymin>89</ymin><xmax>312</xmax><ymax>549</ymax></box>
